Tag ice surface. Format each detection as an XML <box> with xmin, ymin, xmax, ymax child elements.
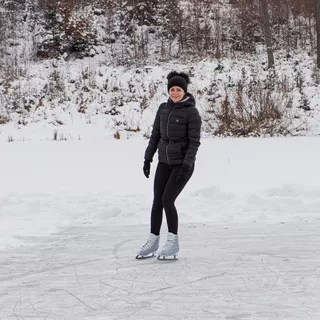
<box><xmin>0</xmin><ymin>137</ymin><xmax>320</xmax><ymax>319</ymax></box>
<box><xmin>0</xmin><ymin>223</ymin><xmax>319</xmax><ymax>319</ymax></box>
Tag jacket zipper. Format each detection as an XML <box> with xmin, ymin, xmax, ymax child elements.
<box><xmin>166</xmin><ymin>108</ymin><xmax>174</xmax><ymax>165</ymax></box>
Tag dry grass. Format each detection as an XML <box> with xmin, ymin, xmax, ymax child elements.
<box><xmin>0</xmin><ymin>115</ymin><xmax>9</xmax><ymax>125</ymax></box>
<box><xmin>209</xmin><ymin>81</ymin><xmax>293</xmax><ymax>136</ymax></box>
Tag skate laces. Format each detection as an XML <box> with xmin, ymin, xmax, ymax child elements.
<box><xmin>162</xmin><ymin>238</ymin><xmax>178</xmax><ymax>251</ymax></box>
<box><xmin>159</xmin><ymin>233</ymin><xmax>179</xmax><ymax>255</ymax></box>
<box><xmin>162</xmin><ymin>238</ymin><xmax>175</xmax><ymax>250</ymax></box>
<box><xmin>141</xmin><ymin>241</ymin><xmax>153</xmax><ymax>251</ymax></box>
<box><xmin>140</xmin><ymin>234</ymin><xmax>158</xmax><ymax>251</ymax></box>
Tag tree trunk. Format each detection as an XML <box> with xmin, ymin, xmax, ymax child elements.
<box><xmin>259</xmin><ymin>0</ymin><xmax>275</xmax><ymax>69</ymax></box>
<box><xmin>317</xmin><ymin>0</ymin><xmax>320</xmax><ymax>68</ymax></box>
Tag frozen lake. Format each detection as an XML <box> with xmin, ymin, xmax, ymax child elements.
<box><xmin>0</xmin><ymin>137</ymin><xmax>319</xmax><ymax>319</ymax></box>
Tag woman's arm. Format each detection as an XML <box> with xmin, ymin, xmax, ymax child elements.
<box><xmin>183</xmin><ymin>107</ymin><xmax>201</xmax><ymax>168</ymax></box>
<box><xmin>144</xmin><ymin>104</ymin><xmax>163</xmax><ymax>162</ymax></box>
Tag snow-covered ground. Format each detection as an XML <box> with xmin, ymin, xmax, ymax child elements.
<box><xmin>2</xmin><ymin>51</ymin><xmax>320</xmax><ymax>142</ymax></box>
<box><xmin>0</xmin><ymin>137</ymin><xmax>320</xmax><ymax>319</ymax></box>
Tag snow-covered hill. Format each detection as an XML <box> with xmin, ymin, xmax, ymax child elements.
<box><xmin>1</xmin><ymin>49</ymin><xmax>320</xmax><ymax>142</ymax></box>
<box><xmin>0</xmin><ymin>0</ymin><xmax>319</xmax><ymax>140</ymax></box>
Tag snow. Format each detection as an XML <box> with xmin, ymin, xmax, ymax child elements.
<box><xmin>2</xmin><ymin>52</ymin><xmax>320</xmax><ymax>143</ymax></box>
<box><xmin>0</xmin><ymin>137</ymin><xmax>320</xmax><ymax>319</ymax></box>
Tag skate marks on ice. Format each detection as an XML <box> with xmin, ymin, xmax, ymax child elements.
<box><xmin>0</xmin><ymin>223</ymin><xmax>319</xmax><ymax>320</ymax></box>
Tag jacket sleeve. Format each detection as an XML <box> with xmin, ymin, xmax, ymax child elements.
<box><xmin>183</xmin><ymin>107</ymin><xmax>201</xmax><ymax>168</ymax></box>
<box><xmin>144</xmin><ymin>104</ymin><xmax>163</xmax><ymax>162</ymax></box>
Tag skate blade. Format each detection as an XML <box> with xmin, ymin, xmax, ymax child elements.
<box><xmin>135</xmin><ymin>253</ymin><xmax>155</xmax><ymax>260</ymax></box>
<box><xmin>157</xmin><ymin>254</ymin><xmax>178</xmax><ymax>261</ymax></box>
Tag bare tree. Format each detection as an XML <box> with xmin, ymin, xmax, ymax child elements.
<box><xmin>317</xmin><ymin>0</ymin><xmax>320</xmax><ymax>67</ymax></box>
<box><xmin>259</xmin><ymin>0</ymin><xmax>275</xmax><ymax>69</ymax></box>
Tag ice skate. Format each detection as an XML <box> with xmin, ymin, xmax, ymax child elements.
<box><xmin>136</xmin><ymin>233</ymin><xmax>160</xmax><ymax>259</ymax></box>
<box><xmin>157</xmin><ymin>232</ymin><xmax>179</xmax><ymax>260</ymax></box>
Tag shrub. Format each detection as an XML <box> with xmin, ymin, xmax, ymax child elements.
<box><xmin>114</xmin><ymin>130</ymin><xmax>120</xmax><ymax>139</ymax></box>
<box><xmin>0</xmin><ymin>115</ymin><xmax>9</xmax><ymax>124</ymax></box>
<box><xmin>210</xmin><ymin>81</ymin><xmax>293</xmax><ymax>136</ymax></box>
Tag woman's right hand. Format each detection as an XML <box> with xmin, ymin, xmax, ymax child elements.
<box><xmin>143</xmin><ymin>160</ymin><xmax>151</xmax><ymax>178</ymax></box>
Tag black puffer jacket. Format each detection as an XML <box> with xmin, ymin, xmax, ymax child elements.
<box><xmin>144</xmin><ymin>93</ymin><xmax>201</xmax><ymax>168</ymax></box>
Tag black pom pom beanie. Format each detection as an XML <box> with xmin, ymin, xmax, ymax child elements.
<box><xmin>167</xmin><ymin>72</ymin><xmax>190</xmax><ymax>93</ymax></box>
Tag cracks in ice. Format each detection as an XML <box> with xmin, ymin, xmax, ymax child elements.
<box><xmin>0</xmin><ymin>258</ymin><xmax>102</xmax><ymax>282</ymax></box>
<box><xmin>1</xmin><ymin>223</ymin><xmax>319</xmax><ymax>319</ymax></box>
<box><xmin>100</xmin><ymin>279</ymin><xmax>132</xmax><ymax>296</ymax></box>
<box><xmin>69</xmin><ymin>256</ymin><xmax>83</xmax><ymax>301</ymax></box>
<box><xmin>260</xmin><ymin>258</ymin><xmax>291</xmax><ymax>282</ymax></box>
<box><xmin>112</xmin><ymin>239</ymin><xmax>133</xmax><ymax>259</ymax></box>
<box><xmin>9</xmin><ymin>274</ymin><xmax>56</xmax><ymax>320</ymax></box>
<box><xmin>298</xmin><ymin>301</ymin><xmax>314</xmax><ymax>320</ymax></box>
<box><xmin>63</xmin><ymin>288</ymin><xmax>97</xmax><ymax>311</ymax></box>
<box><xmin>186</xmin><ymin>273</ymin><xmax>227</xmax><ymax>286</ymax></box>
<box><xmin>12</xmin><ymin>274</ymin><xmax>22</xmax><ymax>320</ymax></box>
<box><xmin>139</xmin><ymin>272</ymin><xmax>226</xmax><ymax>295</ymax></box>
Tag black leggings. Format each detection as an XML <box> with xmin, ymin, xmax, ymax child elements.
<box><xmin>150</xmin><ymin>162</ymin><xmax>194</xmax><ymax>235</ymax></box>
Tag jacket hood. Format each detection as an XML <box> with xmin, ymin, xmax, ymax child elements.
<box><xmin>167</xmin><ymin>92</ymin><xmax>196</xmax><ymax>109</ymax></box>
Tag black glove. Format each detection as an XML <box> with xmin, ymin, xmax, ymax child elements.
<box><xmin>176</xmin><ymin>164</ymin><xmax>190</xmax><ymax>183</ymax></box>
<box><xmin>143</xmin><ymin>160</ymin><xmax>151</xmax><ymax>178</ymax></box>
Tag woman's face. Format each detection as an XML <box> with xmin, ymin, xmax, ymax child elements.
<box><xmin>169</xmin><ymin>86</ymin><xmax>185</xmax><ymax>103</ymax></box>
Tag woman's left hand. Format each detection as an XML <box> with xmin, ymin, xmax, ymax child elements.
<box><xmin>176</xmin><ymin>164</ymin><xmax>190</xmax><ymax>183</ymax></box>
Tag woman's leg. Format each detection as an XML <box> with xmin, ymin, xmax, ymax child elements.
<box><xmin>162</xmin><ymin>164</ymin><xmax>195</xmax><ymax>234</ymax></box>
<box><xmin>150</xmin><ymin>162</ymin><xmax>172</xmax><ymax>235</ymax></box>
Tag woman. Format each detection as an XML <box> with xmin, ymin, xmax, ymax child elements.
<box><xmin>136</xmin><ymin>71</ymin><xmax>201</xmax><ymax>260</ymax></box>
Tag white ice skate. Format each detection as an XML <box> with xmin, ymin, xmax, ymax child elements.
<box><xmin>136</xmin><ymin>233</ymin><xmax>160</xmax><ymax>259</ymax></box>
<box><xmin>157</xmin><ymin>232</ymin><xmax>179</xmax><ymax>260</ymax></box>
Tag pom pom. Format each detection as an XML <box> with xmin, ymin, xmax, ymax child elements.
<box><xmin>167</xmin><ymin>71</ymin><xmax>191</xmax><ymax>84</ymax></box>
